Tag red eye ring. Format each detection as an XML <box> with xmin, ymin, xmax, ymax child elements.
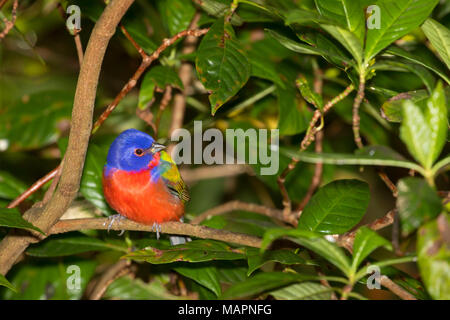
<box><xmin>134</xmin><ymin>148</ymin><xmax>144</xmax><ymax>157</ymax></box>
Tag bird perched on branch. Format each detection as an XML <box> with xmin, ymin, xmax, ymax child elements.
<box><xmin>102</xmin><ymin>129</ymin><xmax>189</xmax><ymax>243</ymax></box>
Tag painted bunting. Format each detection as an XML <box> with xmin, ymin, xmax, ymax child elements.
<box><xmin>102</xmin><ymin>129</ymin><xmax>189</xmax><ymax>241</ymax></box>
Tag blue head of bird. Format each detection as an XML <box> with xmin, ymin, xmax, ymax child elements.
<box><xmin>105</xmin><ymin>129</ymin><xmax>165</xmax><ymax>173</ymax></box>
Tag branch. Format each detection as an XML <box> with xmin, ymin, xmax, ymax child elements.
<box><xmin>380</xmin><ymin>276</ymin><xmax>416</xmax><ymax>300</ymax></box>
<box><xmin>49</xmin><ymin>218</ymin><xmax>262</xmax><ymax>248</ymax></box>
<box><xmin>0</xmin><ymin>0</ymin><xmax>136</xmax><ymax>276</ymax></box>
<box><xmin>87</xmin><ymin>259</ymin><xmax>131</xmax><ymax>300</ymax></box>
<box><xmin>352</xmin><ymin>72</ymin><xmax>366</xmax><ymax>149</ymax></box>
<box><xmin>190</xmin><ymin>200</ymin><xmax>296</xmax><ymax>226</ymax></box>
<box><xmin>57</xmin><ymin>2</ymin><xmax>84</xmax><ymax>66</ymax></box>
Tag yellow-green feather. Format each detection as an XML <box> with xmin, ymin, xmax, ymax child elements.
<box><xmin>159</xmin><ymin>150</ymin><xmax>190</xmax><ymax>203</ymax></box>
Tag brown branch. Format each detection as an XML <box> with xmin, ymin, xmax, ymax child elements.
<box><xmin>380</xmin><ymin>276</ymin><xmax>416</xmax><ymax>300</ymax></box>
<box><xmin>0</xmin><ymin>0</ymin><xmax>9</xmax><ymax>10</ymax></box>
<box><xmin>190</xmin><ymin>200</ymin><xmax>296</xmax><ymax>226</ymax></box>
<box><xmin>352</xmin><ymin>73</ymin><xmax>366</xmax><ymax>149</ymax></box>
<box><xmin>88</xmin><ymin>259</ymin><xmax>131</xmax><ymax>300</ymax></box>
<box><xmin>49</xmin><ymin>218</ymin><xmax>262</xmax><ymax>248</ymax></box>
<box><xmin>0</xmin><ymin>0</ymin><xmax>136</xmax><ymax>276</ymax></box>
<box><xmin>0</xmin><ymin>0</ymin><xmax>18</xmax><ymax>41</ymax></box>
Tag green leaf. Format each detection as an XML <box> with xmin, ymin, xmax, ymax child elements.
<box><xmin>0</xmin><ymin>208</ymin><xmax>43</xmax><ymax>234</ymax></box>
<box><xmin>248</xmin><ymin>54</ymin><xmax>284</xmax><ymax>88</ymax></box>
<box><xmin>425</xmin><ymin>82</ymin><xmax>448</xmax><ymax>168</ymax></box>
<box><xmin>280</xmin><ymin>147</ymin><xmax>425</xmax><ymax>174</ymax></box>
<box><xmin>285</xmin><ymin>9</ymin><xmax>334</xmax><ymax>26</ymax></box>
<box><xmin>296</xmin><ymin>75</ymin><xmax>323</xmax><ymax>110</ymax></box>
<box><xmin>397</xmin><ymin>177</ymin><xmax>442</xmax><ymax>236</ymax></box>
<box><xmin>262</xmin><ymin>229</ymin><xmax>352</xmax><ymax>276</ymax></box>
<box><xmin>105</xmin><ymin>275</ymin><xmax>182</xmax><ymax>300</ymax></box>
<box><xmin>400</xmin><ymin>82</ymin><xmax>448</xmax><ymax>169</ymax></box>
<box><xmin>267</xmin><ymin>29</ymin><xmax>353</xmax><ymax>66</ymax></box>
<box><xmin>0</xmin><ymin>90</ymin><xmax>73</xmax><ymax>149</ymax></box>
<box><xmin>422</xmin><ymin>18</ymin><xmax>450</xmax><ymax>71</ymax></box>
<box><xmin>364</xmin><ymin>0</ymin><xmax>439</xmax><ymax>61</ymax></box>
<box><xmin>386</xmin><ymin>46</ymin><xmax>450</xmax><ymax>85</ymax></box>
<box><xmin>246</xmin><ymin>248</ymin><xmax>314</xmax><ymax>276</ymax></box>
<box><xmin>195</xmin><ymin>0</ymin><xmax>243</xmax><ymax>26</ymax></box>
<box><xmin>138</xmin><ymin>65</ymin><xmax>184</xmax><ymax>110</ymax></box>
<box><xmin>382</xmin><ymin>90</ymin><xmax>429</xmax><ymax>123</ymax></box>
<box><xmin>0</xmin><ymin>275</ymin><xmax>16</xmax><ymax>292</ymax></box>
<box><xmin>315</xmin><ymin>0</ymin><xmax>366</xmax><ymax>44</ymax></box>
<box><xmin>26</xmin><ymin>233</ymin><xmax>127</xmax><ymax>257</ymax></box>
<box><xmin>221</xmin><ymin>271</ymin><xmax>309</xmax><ymax>299</ymax></box>
<box><xmin>0</xmin><ymin>171</ymin><xmax>27</xmax><ymax>200</ymax></box>
<box><xmin>269</xmin><ymin>281</ymin><xmax>333</xmax><ymax>300</ymax></box>
<box><xmin>298</xmin><ymin>179</ymin><xmax>369</xmax><ymax>235</ymax></box>
<box><xmin>80</xmin><ymin>144</ymin><xmax>114</xmax><ymax>216</ymax></box>
<box><xmin>123</xmin><ymin>240</ymin><xmax>246</xmax><ymax>264</ymax></box>
<box><xmin>196</xmin><ymin>17</ymin><xmax>251</xmax><ymax>115</ymax></box>
<box><xmin>321</xmin><ymin>25</ymin><xmax>363</xmax><ymax>67</ymax></box>
<box><xmin>351</xmin><ymin>227</ymin><xmax>392</xmax><ymax>272</ymax></box>
<box><xmin>157</xmin><ymin>0</ymin><xmax>196</xmax><ymax>36</ymax></box>
<box><xmin>174</xmin><ymin>264</ymin><xmax>221</xmax><ymax>296</ymax></box>
<box><xmin>417</xmin><ymin>214</ymin><xmax>450</xmax><ymax>300</ymax></box>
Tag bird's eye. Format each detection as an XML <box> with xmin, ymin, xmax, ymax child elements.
<box><xmin>134</xmin><ymin>148</ymin><xmax>144</xmax><ymax>156</ymax></box>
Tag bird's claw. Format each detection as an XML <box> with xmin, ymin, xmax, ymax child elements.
<box><xmin>103</xmin><ymin>214</ymin><xmax>126</xmax><ymax>235</ymax></box>
<box><xmin>152</xmin><ymin>222</ymin><xmax>162</xmax><ymax>240</ymax></box>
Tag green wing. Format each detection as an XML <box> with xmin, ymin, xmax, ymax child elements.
<box><xmin>158</xmin><ymin>150</ymin><xmax>190</xmax><ymax>203</ymax></box>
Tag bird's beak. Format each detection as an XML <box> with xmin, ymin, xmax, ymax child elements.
<box><xmin>147</xmin><ymin>142</ymin><xmax>166</xmax><ymax>154</ymax></box>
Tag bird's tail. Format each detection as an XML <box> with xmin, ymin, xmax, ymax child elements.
<box><xmin>169</xmin><ymin>217</ymin><xmax>191</xmax><ymax>246</ymax></box>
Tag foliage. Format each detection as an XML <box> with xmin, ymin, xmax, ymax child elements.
<box><xmin>0</xmin><ymin>0</ymin><xmax>448</xmax><ymax>300</ymax></box>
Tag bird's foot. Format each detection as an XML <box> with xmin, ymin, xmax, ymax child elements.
<box><xmin>151</xmin><ymin>222</ymin><xmax>162</xmax><ymax>240</ymax></box>
<box><xmin>104</xmin><ymin>214</ymin><xmax>126</xmax><ymax>235</ymax></box>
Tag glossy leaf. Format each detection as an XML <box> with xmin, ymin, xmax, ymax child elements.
<box><xmin>174</xmin><ymin>264</ymin><xmax>221</xmax><ymax>296</ymax></box>
<box><xmin>0</xmin><ymin>275</ymin><xmax>16</xmax><ymax>292</ymax></box>
<box><xmin>315</xmin><ymin>0</ymin><xmax>366</xmax><ymax>44</ymax></box>
<box><xmin>400</xmin><ymin>82</ymin><xmax>448</xmax><ymax>169</ymax></box>
<box><xmin>123</xmin><ymin>240</ymin><xmax>246</xmax><ymax>264</ymax></box>
<box><xmin>321</xmin><ymin>25</ymin><xmax>363</xmax><ymax>67</ymax></box>
<box><xmin>196</xmin><ymin>17</ymin><xmax>251</xmax><ymax>114</ymax></box>
<box><xmin>298</xmin><ymin>179</ymin><xmax>370</xmax><ymax>235</ymax></box>
<box><xmin>364</xmin><ymin>0</ymin><xmax>439</xmax><ymax>61</ymax></box>
<box><xmin>386</xmin><ymin>46</ymin><xmax>450</xmax><ymax>85</ymax></box>
<box><xmin>417</xmin><ymin>215</ymin><xmax>450</xmax><ymax>300</ymax></box>
<box><xmin>157</xmin><ymin>0</ymin><xmax>195</xmax><ymax>36</ymax></box>
<box><xmin>397</xmin><ymin>177</ymin><xmax>442</xmax><ymax>236</ymax></box>
<box><xmin>351</xmin><ymin>227</ymin><xmax>392</xmax><ymax>272</ymax></box>
<box><xmin>422</xmin><ymin>19</ymin><xmax>450</xmax><ymax>71</ymax></box>
<box><xmin>269</xmin><ymin>281</ymin><xmax>333</xmax><ymax>300</ymax></box>
<box><xmin>0</xmin><ymin>208</ymin><xmax>43</xmax><ymax>234</ymax></box>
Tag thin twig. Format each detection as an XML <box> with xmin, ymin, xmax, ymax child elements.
<box><xmin>88</xmin><ymin>259</ymin><xmax>131</xmax><ymax>300</ymax></box>
<box><xmin>353</xmin><ymin>73</ymin><xmax>366</xmax><ymax>149</ymax></box>
<box><xmin>191</xmin><ymin>200</ymin><xmax>296</xmax><ymax>226</ymax></box>
<box><xmin>380</xmin><ymin>276</ymin><xmax>416</xmax><ymax>300</ymax></box>
<box><xmin>154</xmin><ymin>85</ymin><xmax>173</xmax><ymax>138</ymax></box>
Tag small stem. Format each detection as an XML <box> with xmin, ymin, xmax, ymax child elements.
<box><xmin>353</xmin><ymin>71</ymin><xmax>366</xmax><ymax>149</ymax></box>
